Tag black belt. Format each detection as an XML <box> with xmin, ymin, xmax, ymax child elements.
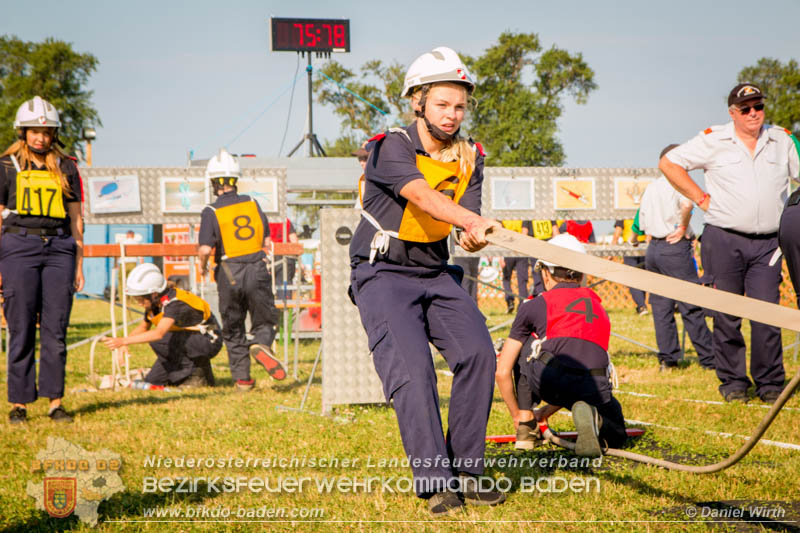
<box><xmin>3</xmin><ymin>226</ymin><xmax>65</xmax><ymax>237</ymax></box>
<box><xmin>709</xmin><ymin>225</ymin><xmax>777</xmax><ymax>240</ymax></box>
<box><xmin>538</xmin><ymin>351</ymin><xmax>607</xmax><ymax>377</ymax></box>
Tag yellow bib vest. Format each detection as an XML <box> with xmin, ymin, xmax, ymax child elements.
<box><xmin>15</xmin><ymin>169</ymin><xmax>66</xmax><ymax>219</ymax></box>
<box><xmin>531</xmin><ymin>220</ymin><xmax>553</xmax><ymax>240</ymax></box>
<box><xmin>622</xmin><ymin>219</ymin><xmax>646</xmax><ymax>243</ymax></box>
<box><xmin>501</xmin><ymin>220</ymin><xmax>523</xmax><ymax>233</ymax></box>
<box><xmin>149</xmin><ymin>288</ymin><xmax>212</xmax><ymax>332</ymax></box>
<box><xmin>360</xmin><ymin>129</ymin><xmax>476</xmax><ymax>263</ymax></box>
<box><xmin>394</xmin><ymin>154</ymin><xmax>471</xmax><ymax>242</ymax></box>
<box><xmin>211</xmin><ymin>199</ymin><xmax>264</xmax><ymax>259</ymax></box>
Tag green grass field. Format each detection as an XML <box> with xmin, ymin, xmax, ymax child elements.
<box><xmin>1</xmin><ymin>299</ymin><xmax>799</xmax><ymax>532</ymax></box>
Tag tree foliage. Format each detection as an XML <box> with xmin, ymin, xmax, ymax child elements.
<box><xmin>314</xmin><ymin>32</ymin><xmax>596</xmax><ymax>166</ymax></box>
<box><xmin>738</xmin><ymin>57</ymin><xmax>800</xmax><ymax>136</ymax></box>
<box><xmin>0</xmin><ymin>35</ymin><xmax>101</xmax><ymax>157</ymax></box>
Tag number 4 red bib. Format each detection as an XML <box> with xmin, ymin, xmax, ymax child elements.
<box><xmin>543</xmin><ymin>287</ymin><xmax>610</xmax><ymax>351</ymax></box>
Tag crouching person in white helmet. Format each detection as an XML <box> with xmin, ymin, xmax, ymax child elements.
<box><xmin>495</xmin><ymin>234</ymin><xmax>627</xmax><ymax>457</ymax></box>
<box><xmin>349</xmin><ymin>46</ymin><xmax>503</xmax><ymax>516</ymax></box>
<box><xmin>102</xmin><ymin>264</ymin><xmax>222</xmax><ymax>387</ymax></box>
<box><xmin>198</xmin><ymin>149</ymin><xmax>285</xmax><ymax>391</ymax></box>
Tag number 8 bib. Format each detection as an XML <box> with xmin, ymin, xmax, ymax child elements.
<box><xmin>16</xmin><ymin>170</ymin><xmax>66</xmax><ymax>218</ymax></box>
<box><xmin>212</xmin><ymin>199</ymin><xmax>264</xmax><ymax>259</ymax></box>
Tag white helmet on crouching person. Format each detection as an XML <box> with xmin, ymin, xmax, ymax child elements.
<box><xmin>534</xmin><ymin>233</ymin><xmax>587</xmax><ymax>281</ymax></box>
<box><xmin>206</xmin><ymin>148</ymin><xmax>241</xmax><ymax>195</ymax></box>
<box><xmin>126</xmin><ymin>263</ymin><xmax>167</xmax><ymax>296</ymax></box>
<box><xmin>402</xmin><ymin>46</ymin><xmax>475</xmax><ymax>142</ymax></box>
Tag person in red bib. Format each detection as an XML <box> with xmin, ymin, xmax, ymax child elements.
<box><xmin>496</xmin><ymin>234</ymin><xmax>627</xmax><ymax>456</ymax></box>
<box><xmin>103</xmin><ymin>264</ymin><xmax>222</xmax><ymax>387</ymax></box>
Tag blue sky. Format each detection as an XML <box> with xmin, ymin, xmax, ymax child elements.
<box><xmin>6</xmin><ymin>0</ymin><xmax>799</xmax><ymax>169</ymax></box>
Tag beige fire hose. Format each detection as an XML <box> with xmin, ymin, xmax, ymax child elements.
<box><xmin>486</xmin><ymin>227</ymin><xmax>800</xmax><ymax>472</ymax></box>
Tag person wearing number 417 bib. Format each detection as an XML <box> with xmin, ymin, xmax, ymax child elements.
<box><xmin>198</xmin><ymin>149</ymin><xmax>286</xmax><ymax>392</ymax></box>
<box><xmin>349</xmin><ymin>47</ymin><xmax>504</xmax><ymax>516</ymax></box>
<box><xmin>0</xmin><ymin>96</ymin><xmax>84</xmax><ymax>424</ymax></box>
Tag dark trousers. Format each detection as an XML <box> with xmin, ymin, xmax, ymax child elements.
<box><xmin>645</xmin><ymin>239</ymin><xmax>713</xmax><ymax>366</ymax></box>
<box><xmin>779</xmin><ymin>199</ymin><xmax>800</xmax><ymax>307</ymax></box>
<box><xmin>216</xmin><ymin>259</ymin><xmax>278</xmax><ymax>381</ymax></box>
<box><xmin>351</xmin><ymin>262</ymin><xmax>496</xmax><ymax>496</ymax></box>
<box><xmin>502</xmin><ymin>257</ymin><xmax>529</xmax><ymax>305</ymax></box>
<box><xmin>623</xmin><ymin>255</ymin><xmax>647</xmax><ymax>308</ymax></box>
<box><xmin>700</xmin><ymin>225</ymin><xmax>784</xmax><ymax>397</ymax></box>
<box><xmin>1</xmin><ymin>232</ymin><xmax>75</xmax><ymax>404</ymax></box>
<box><xmin>145</xmin><ymin>317</ymin><xmax>223</xmax><ymax>385</ymax></box>
<box><xmin>521</xmin><ymin>357</ymin><xmax>627</xmax><ymax>449</ymax></box>
<box><xmin>273</xmin><ymin>258</ymin><xmax>297</xmax><ymax>302</ymax></box>
<box><xmin>452</xmin><ymin>257</ymin><xmax>479</xmax><ymax>303</ymax></box>
<box><xmin>528</xmin><ymin>258</ymin><xmax>545</xmax><ymax>297</ymax></box>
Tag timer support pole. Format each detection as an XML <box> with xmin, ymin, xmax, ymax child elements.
<box><xmin>287</xmin><ymin>52</ymin><xmax>326</xmax><ymax>157</ymax></box>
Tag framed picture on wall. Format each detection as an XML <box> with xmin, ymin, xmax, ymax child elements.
<box><xmin>614</xmin><ymin>177</ymin><xmax>655</xmax><ymax>209</ymax></box>
<box><xmin>236</xmin><ymin>177</ymin><xmax>279</xmax><ymax>214</ymax></box>
<box><xmin>87</xmin><ymin>175</ymin><xmax>142</xmax><ymax>214</ymax></box>
<box><xmin>160</xmin><ymin>177</ymin><xmax>209</xmax><ymax>213</ymax></box>
<box><xmin>490</xmin><ymin>177</ymin><xmax>535</xmax><ymax>210</ymax></box>
<box><xmin>553</xmin><ymin>177</ymin><xmax>596</xmax><ymax>210</ymax></box>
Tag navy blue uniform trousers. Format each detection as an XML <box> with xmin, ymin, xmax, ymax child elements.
<box><xmin>145</xmin><ymin>316</ymin><xmax>223</xmax><ymax>385</ymax></box>
<box><xmin>502</xmin><ymin>257</ymin><xmax>529</xmax><ymax>305</ymax></box>
<box><xmin>216</xmin><ymin>260</ymin><xmax>278</xmax><ymax>381</ymax></box>
<box><xmin>700</xmin><ymin>225</ymin><xmax>784</xmax><ymax>397</ymax></box>
<box><xmin>645</xmin><ymin>239</ymin><xmax>714</xmax><ymax>366</ymax></box>
<box><xmin>623</xmin><ymin>255</ymin><xmax>647</xmax><ymax>308</ymax></box>
<box><xmin>1</xmin><ymin>232</ymin><xmax>75</xmax><ymax>403</ymax></box>
<box><xmin>778</xmin><ymin>195</ymin><xmax>800</xmax><ymax>307</ymax></box>
<box><xmin>452</xmin><ymin>256</ymin><xmax>479</xmax><ymax>303</ymax></box>
<box><xmin>519</xmin><ymin>356</ymin><xmax>627</xmax><ymax>449</ymax></box>
<box><xmin>351</xmin><ymin>261</ymin><xmax>496</xmax><ymax>496</ymax></box>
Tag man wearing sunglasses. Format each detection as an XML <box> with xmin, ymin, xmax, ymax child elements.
<box><xmin>659</xmin><ymin>83</ymin><xmax>799</xmax><ymax>404</ymax></box>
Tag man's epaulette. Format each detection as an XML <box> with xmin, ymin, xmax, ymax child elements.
<box><xmin>703</xmin><ymin>127</ymin><xmax>713</xmax><ymax>135</ymax></box>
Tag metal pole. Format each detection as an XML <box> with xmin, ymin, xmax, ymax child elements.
<box><xmin>306</xmin><ymin>53</ymin><xmax>313</xmax><ymax>157</ymax></box>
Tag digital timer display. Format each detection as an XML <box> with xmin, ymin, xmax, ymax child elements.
<box><xmin>271</xmin><ymin>17</ymin><xmax>350</xmax><ymax>53</ymax></box>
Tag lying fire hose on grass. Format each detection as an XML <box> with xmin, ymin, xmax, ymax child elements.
<box><xmin>485</xmin><ymin>227</ymin><xmax>800</xmax><ymax>473</ymax></box>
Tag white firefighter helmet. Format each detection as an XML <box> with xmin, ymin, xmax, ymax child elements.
<box><xmin>401</xmin><ymin>46</ymin><xmax>475</xmax><ymax>97</ymax></box>
<box><xmin>205</xmin><ymin>148</ymin><xmax>241</xmax><ymax>180</ymax></box>
<box><xmin>126</xmin><ymin>263</ymin><xmax>167</xmax><ymax>296</ymax></box>
<box><xmin>14</xmin><ymin>96</ymin><xmax>61</xmax><ymax>129</ymax></box>
<box><xmin>534</xmin><ymin>233</ymin><xmax>587</xmax><ymax>273</ymax></box>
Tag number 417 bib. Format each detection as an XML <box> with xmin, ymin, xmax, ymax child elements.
<box><xmin>16</xmin><ymin>170</ymin><xmax>66</xmax><ymax>218</ymax></box>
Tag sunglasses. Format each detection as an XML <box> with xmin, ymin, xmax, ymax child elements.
<box><xmin>737</xmin><ymin>103</ymin><xmax>765</xmax><ymax>114</ymax></box>
<box><xmin>357</xmin><ymin>157</ymin><xmax>368</xmax><ymax>162</ymax></box>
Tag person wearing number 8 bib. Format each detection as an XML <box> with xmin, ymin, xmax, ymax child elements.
<box><xmin>496</xmin><ymin>234</ymin><xmax>627</xmax><ymax>456</ymax></box>
<box><xmin>198</xmin><ymin>149</ymin><xmax>285</xmax><ymax>391</ymax></box>
<box><xmin>349</xmin><ymin>47</ymin><xmax>504</xmax><ymax>516</ymax></box>
<box><xmin>0</xmin><ymin>96</ymin><xmax>84</xmax><ymax>424</ymax></box>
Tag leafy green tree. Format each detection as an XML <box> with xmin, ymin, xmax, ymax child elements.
<box><xmin>314</xmin><ymin>58</ymin><xmax>412</xmax><ymax>150</ymax></box>
<box><xmin>314</xmin><ymin>32</ymin><xmax>596</xmax><ymax>166</ymax></box>
<box><xmin>321</xmin><ymin>134</ymin><xmax>361</xmax><ymax>157</ymax></box>
<box><xmin>738</xmin><ymin>58</ymin><xmax>800</xmax><ymax>135</ymax></box>
<box><xmin>463</xmin><ymin>32</ymin><xmax>596</xmax><ymax>166</ymax></box>
<box><xmin>0</xmin><ymin>35</ymin><xmax>101</xmax><ymax>157</ymax></box>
